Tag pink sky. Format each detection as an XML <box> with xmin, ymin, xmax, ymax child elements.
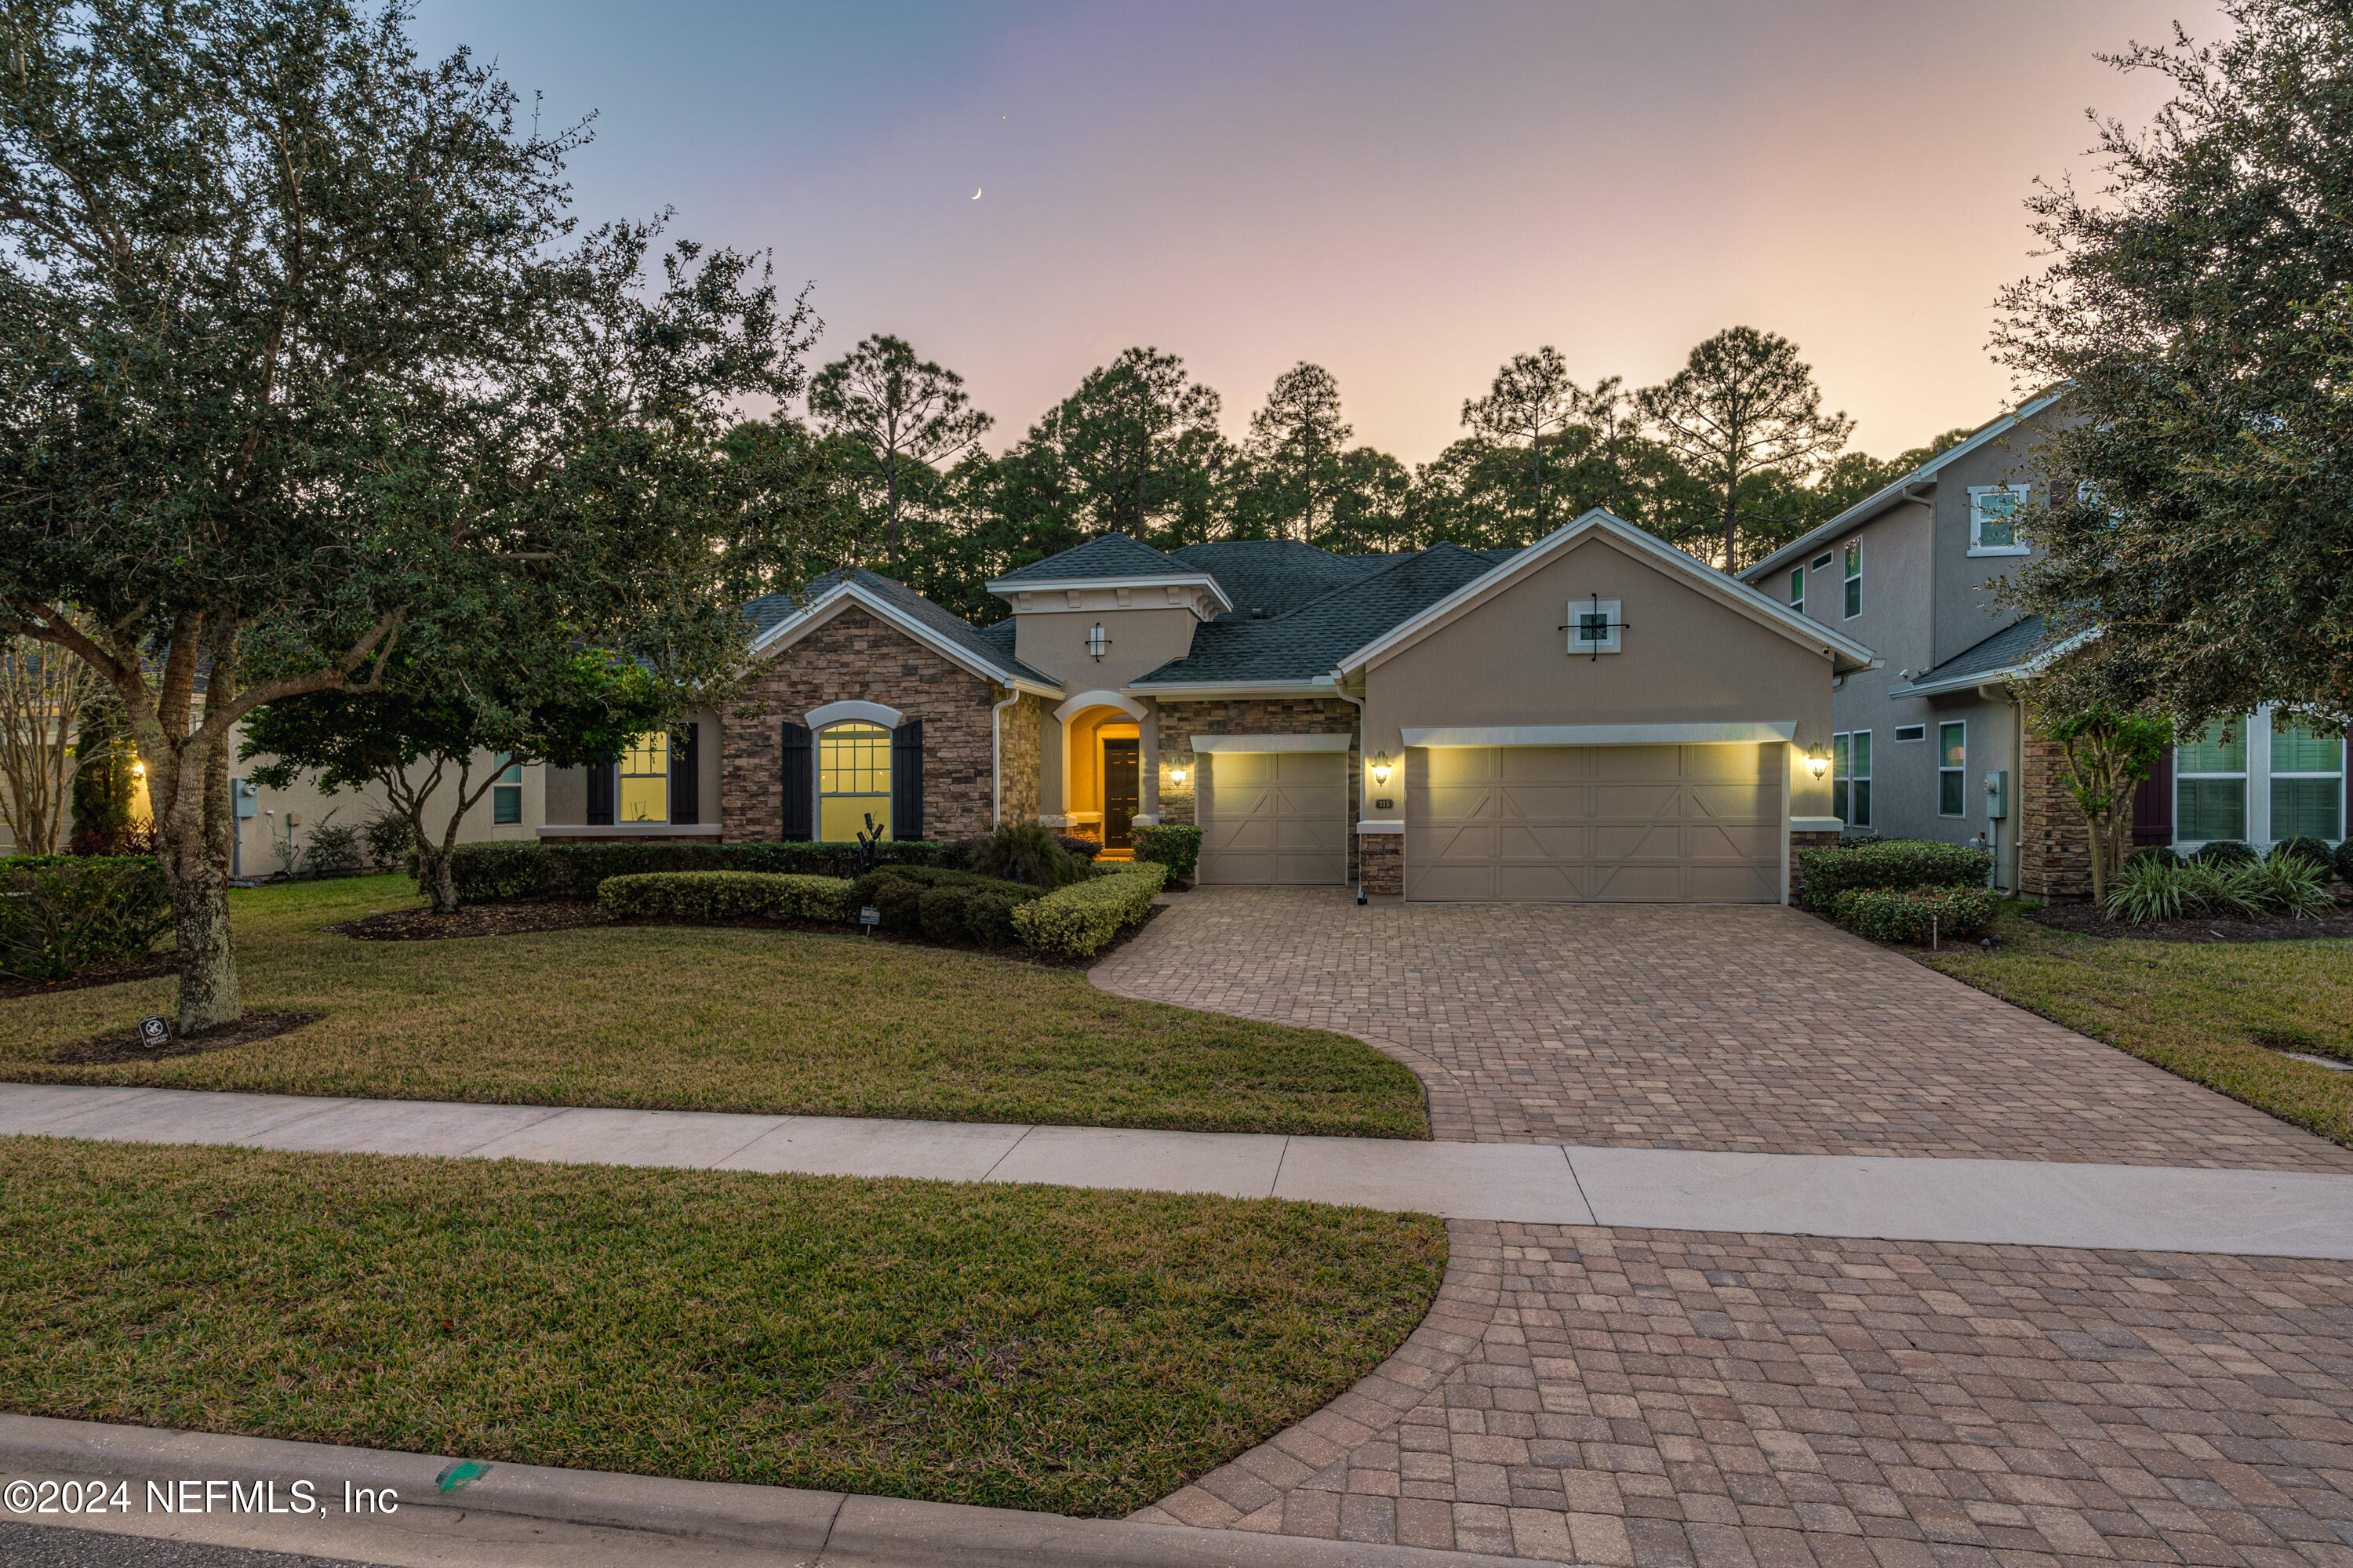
<box><xmin>418</xmin><ymin>0</ymin><xmax>2220</xmax><ymax>466</ymax></box>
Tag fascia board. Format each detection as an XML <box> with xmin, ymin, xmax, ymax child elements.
<box><xmin>1188</xmin><ymin>732</ymin><xmax>1354</xmax><ymax>753</ymax></box>
<box><xmin>749</xmin><ymin>582</ymin><xmax>1059</xmax><ymax>697</ymax></box>
<box><xmin>1402</xmin><ymin>722</ymin><xmax>1798</xmax><ymax>748</ymax></box>
<box><xmin>1739</xmin><ymin>389</ymin><xmax>2070</xmax><ymax>585</ymax></box>
<box><xmin>1126</xmin><ymin>678</ymin><xmax>1339</xmax><ymax>699</ymax></box>
<box><xmin>984</xmin><ymin>573</ymin><xmax>1237</xmax><ymax>617</ymax></box>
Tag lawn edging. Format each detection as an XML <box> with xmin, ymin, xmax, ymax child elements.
<box><xmin>0</xmin><ymin>1412</ymin><xmax>1512</xmax><ymax>1567</ymax></box>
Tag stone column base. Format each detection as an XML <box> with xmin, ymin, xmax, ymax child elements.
<box><xmin>1358</xmin><ymin>831</ymin><xmax>1403</xmax><ymax>897</ymax></box>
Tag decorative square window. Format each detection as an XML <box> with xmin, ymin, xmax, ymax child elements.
<box><xmin>1842</xmin><ymin>541</ymin><xmax>1862</xmax><ymax>619</ymax></box>
<box><xmin>491</xmin><ymin>756</ymin><xmax>523</xmax><ymax>824</ymax></box>
<box><xmin>1969</xmin><ymin>484</ymin><xmax>2033</xmax><ymax>555</ymax></box>
<box><xmin>1938</xmin><ymin>722</ymin><xmax>1966</xmax><ymax>817</ymax></box>
<box><xmin>1893</xmin><ymin>725</ymin><xmax>1926</xmax><ymax>742</ymax></box>
<box><xmin>1566</xmin><ymin>598</ymin><xmax>1623</xmax><ymax>655</ymax></box>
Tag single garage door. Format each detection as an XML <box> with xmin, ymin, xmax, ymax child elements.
<box><xmin>1406</xmin><ymin>744</ymin><xmax>1780</xmax><ymax>903</ymax></box>
<box><xmin>1198</xmin><ymin>750</ymin><xmax>1350</xmax><ymax>885</ymax></box>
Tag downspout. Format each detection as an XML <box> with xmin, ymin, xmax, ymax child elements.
<box><xmin>1334</xmin><ymin>678</ymin><xmax>1369</xmax><ymax>905</ymax></box>
<box><xmin>991</xmin><ymin>688</ymin><xmax>1022</xmax><ymax>828</ymax></box>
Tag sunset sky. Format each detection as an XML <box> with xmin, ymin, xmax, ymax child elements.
<box><xmin>410</xmin><ymin>0</ymin><xmax>2223</xmax><ymax>467</ymax></box>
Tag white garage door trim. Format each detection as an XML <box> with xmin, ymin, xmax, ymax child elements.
<box><xmin>1402</xmin><ymin>721</ymin><xmax>1798</xmax><ymax>748</ymax></box>
<box><xmin>1189</xmin><ymin>733</ymin><xmax>1352</xmax><ymax>753</ymax></box>
<box><xmin>1406</xmin><ymin>743</ymin><xmax>1787</xmax><ymax>904</ymax></box>
<box><xmin>1198</xmin><ymin>749</ymin><xmax>1351</xmax><ymax>886</ymax></box>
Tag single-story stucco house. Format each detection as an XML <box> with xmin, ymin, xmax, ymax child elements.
<box><xmin>539</xmin><ymin>509</ymin><xmax>1878</xmax><ymax>903</ymax></box>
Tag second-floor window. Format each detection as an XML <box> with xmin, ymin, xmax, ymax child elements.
<box><xmin>1842</xmin><ymin>541</ymin><xmax>1862</xmax><ymax>619</ymax></box>
<box><xmin>1788</xmin><ymin>566</ymin><xmax>1803</xmax><ymax>614</ymax></box>
<box><xmin>1969</xmin><ymin>484</ymin><xmax>2032</xmax><ymax>555</ymax></box>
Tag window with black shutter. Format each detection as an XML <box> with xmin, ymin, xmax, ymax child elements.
<box><xmin>891</xmin><ymin>720</ymin><xmax>924</xmax><ymax>842</ymax></box>
<box><xmin>780</xmin><ymin>723</ymin><xmax>813</xmax><ymax>840</ymax></box>
<box><xmin>671</xmin><ymin>722</ymin><xmax>700</xmax><ymax>825</ymax></box>
<box><xmin>587</xmin><ymin>763</ymin><xmax>616</xmax><ymax>826</ymax></box>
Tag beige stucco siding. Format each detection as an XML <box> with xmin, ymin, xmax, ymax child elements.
<box><xmin>1013</xmin><ymin>604</ymin><xmax>1201</xmax><ymax>689</ymax></box>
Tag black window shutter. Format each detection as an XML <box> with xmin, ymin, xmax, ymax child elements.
<box><xmin>671</xmin><ymin>722</ymin><xmax>700</xmax><ymax>825</ymax></box>
<box><xmin>780</xmin><ymin>723</ymin><xmax>813</xmax><ymax>841</ymax></box>
<box><xmin>891</xmin><ymin>720</ymin><xmax>924</xmax><ymax>842</ymax></box>
<box><xmin>587</xmin><ymin>764</ymin><xmax>615</xmax><ymax>826</ymax></box>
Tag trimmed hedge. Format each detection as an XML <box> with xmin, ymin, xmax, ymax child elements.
<box><xmin>439</xmin><ymin>839</ymin><xmax>952</xmax><ymax>903</ymax></box>
<box><xmin>849</xmin><ymin>865</ymin><xmax>1043</xmax><ymax>944</ymax></box>
<box><xmin>1795</xmin><ymin>839</ymin><xmax>1993</xmax><ymax>906</ymax></box>
<box><xmin>1133</xmin><ymin>824</ymin><xmax>1202</xmax><ymax>880</ymax></box>
<box><xmin>1012</xmin><ymin>864</ymin><xmax>1169</xmax><ymax>958</ymax></box>
<box><xmin>2269</xmin><ymin>835</ymin><xmax>2334</xmax><ymax>871</ymax></box>
<box><xmin>2338</xmin><ymin>835</ymin><xmax>2353</xmax><ymax>889</ymax></box>
<box><xmin>597</xmin><ymin>872</ymin><xmax>853</xmax><ymax>923</ymax></box>
<box><xmin>1830</xmin><ymin>885</ymin><xmax>1998</xmax><ymax>944</ymax></box>
<box><xmin>2193</xmin><ymin>839</ymin><xmax>2257</xmax><ymax>867</ymax></box>
<box><xmin>0</xmin><ymin>854</ymin><xmax>173</xmax><ymax>981</ymax></box>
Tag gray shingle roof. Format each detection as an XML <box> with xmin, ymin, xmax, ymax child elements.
<box><xmin>744</xmin><ymin>568</ymin><xmax>1060</xmax><ymax>688</ymax></box>
<box><xmin>1168</xmin><ymin>539</ymin><xmax>1391</xmax><ymax>620</ymax></box>
<box><xmin>1136</xmin><ymin>543</ymin><xmax>1516</xmax><ymax>684</ymax></box>
<box><xmin>989</xmin><ymin>532</ymin><xmax>1184</xmax><ymax>584</ymax></box>
<box><xmin>1907</xmin><ymin>614</ymin><xmax>2049</xmax><ymax>689</ymax></box>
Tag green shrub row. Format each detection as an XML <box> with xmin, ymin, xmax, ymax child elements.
<box><xmin>0</xmin><ymin>854</ymin><xmax>173</xmax><ymax>981</ymax></box>
<box><xmin>849</xmin><ymin>865</ymin><xmax>1045</xmax><ymax>948</ymax></box>
<box><xmin>1795</xmin><ymin>839</ymin><xmax>1993</xmax><ymax>905</ymax></box>
<box><xmin>2104</xmin><ymin>853</ymin><xmax>2333</xmax><ymax>924</ymax></box>
<box><xmin>1829</xmin><ymin>885</ymin><xmax>1998</xmax><ymax>944</ymax></box>
<box><xmin>1133</xmin><ymin>824</ymin><xmax>1202</xmax><ymax>880</ymax></box>
<box><xmin>596</xmin><ymin>872</ymin><xmax>854</xmax><ymax>923</ymax></box>
<box><xmin>1012</xmin><ymin>864</ymin><xmax>1169</xmax><ymax>957</ymax></box>
<box><xmin>438</xmin><ymin>839</ymin><xmax>951</xmax><ymax>902</ymax></box>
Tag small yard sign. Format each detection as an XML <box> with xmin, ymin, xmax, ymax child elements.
<box><xmin>858</xmin><ymin>905</ymin><xmax>880</xmax><ymax>937</ymax></box>
<box><xmin>136</xmin><ymin>1015</ymin><xmax>171</xmax><ymax>1049</ymax></box>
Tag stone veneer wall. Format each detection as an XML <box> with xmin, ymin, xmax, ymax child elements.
<box><xmin>1358</xmin><ymin>832</ymin><xmax>1402</xmax><ymax>896</ymax></box>
<box><xmin>994</xmin><ymin>691</ymin><xmax>1047</xmax><ymax>829</ymax></box>
<box><xmin>2017</xmin><ymin>728</ymin><xmax>2115</xmax><ymax>900</ymax></box>
<box><xmin>720</xmin><ymin>603</ymin><xmax>1001</xmax><ymax>843</ymax></box>
<box><xmin>1154</xmin><ymin>697</ymin><xmax>1362</xmax><ymax>878</ymax></box>
<box><xmin>1787</xmin><ymin>830</ymin><xmax>1842</xmax><ymax>901</ymax></box>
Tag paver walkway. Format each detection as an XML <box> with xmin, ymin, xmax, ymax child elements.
<box><xmin>1138</xmin><ymin>1219</ymin><xmax>2353</xmax><ymax>1568</ymax></box>
<box><xmin>1093</xmin><ymin>890</ymin><xmax>2353</xmax><ymax>1171</ymax></box>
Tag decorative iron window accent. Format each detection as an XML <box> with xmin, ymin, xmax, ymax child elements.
<box><xmin>1085</xmin><ymin>623</ymin><xmax>1111</xmax><ymax>660</ymax></box>
<box><xmin>1560</xmin><ymin>594</ymin><xmax>1629</xmax><ymax>659</ymax></box>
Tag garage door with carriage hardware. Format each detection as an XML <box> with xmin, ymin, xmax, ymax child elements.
<box><xmin>1406</xmin><ymin>743</ymin><xmax>1781</xmax><ymax>903</ymax></box>
<box><xmin>1197</xmin><ymin>750</ymin><xmax>1350</xmax><ymax>886</ymax></box>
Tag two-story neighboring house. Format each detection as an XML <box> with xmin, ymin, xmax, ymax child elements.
<box><xmin>1737</xmin><ymin>392</ymin><xmax>2349</xmax><ymax>897</ymax></box>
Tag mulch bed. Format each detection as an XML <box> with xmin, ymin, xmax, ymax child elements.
<box><xmin>0</xmin><ymin>954</ymin><xmax>181</xmax><ymax>1002</ymax></box>
<box><xmin>331</xmin><ymin>901</ymin><xmax>610</xmax><ymax>941</ymax></box>
<box><xmin>55</xmin><ymin>1010</ymin><xmax>326</xmax><ymax>1066</ymax></box>
<box><xmin>2027</xmin><ymin>900</ymin><xmax>2353</xmax><ymax>944</ymax></box>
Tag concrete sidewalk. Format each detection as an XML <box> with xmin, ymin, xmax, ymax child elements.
<box><xmin>5</xmin><ymin>1082</ymin><xmax>2352</xmax><ymax>1256</ymax></box>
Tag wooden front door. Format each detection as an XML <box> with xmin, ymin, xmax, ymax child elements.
<box><xmin>1103</xmin><ymin>739</ymin><xmax>1140</xmax><ymax>849</ymax></box>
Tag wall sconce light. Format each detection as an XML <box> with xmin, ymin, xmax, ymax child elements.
<box><xmin>1370</xmin><ymin>750</ymin><xmax>1392</xmax><ymax>786</ymax></box>
<box><xmin>1806</xmin><ymin>745</ymin><xmax>1830</xmax><ymax>780</ymax></box>
<box><xmin>1085</xmin><ymin>623</ymin><xmax>1110</xmax><ymax>661</ymax></box>
<box><xmin>1168</xmin><ymin>763</ymin><xmax>1187</xmax><ymax>785</ymax></box>
<box><xmin>131</xmin><ymin>760</ymin><xmax>146</xmax><ymax>778</ymax></box>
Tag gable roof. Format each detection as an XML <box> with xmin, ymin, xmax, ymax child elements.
<box><xmin>987</xmin><ymin>532</ymin><xmax>1185</xmax><ymax>584</ymax></box>
<box><xmin>1737</xmin><ymin>388</ymin><xmax>2069</xmax><ymax>586</ymax></box>
<box><xmin>1337</xmin><ymin>509</ymin><xmax>1878</xmax><ymax>676</ymax></box>
<box><xmin>744</xmin><ymin>568</ymin><xmax>1061</xmax><ymax>693</ymax></box>
<box><xmin>1130</xmin><ymin>543</ymin><xmax>1514</xmax><ymax>689</ymax></box>
<box><xmin>1168</xmin><ymin>539</ymin><xmax>1398</xmax><ymax>620</ymax></box>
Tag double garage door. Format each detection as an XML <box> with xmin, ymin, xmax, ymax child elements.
<box><xmin>1406</xmin><ymin>744</ymin><xmax>1782</xmax><ymax>903</ymax></box>
<box><xmin>1198</xmin><ymin>750</ymin><xmax>1350</xmax><ymax>885</ymax></box>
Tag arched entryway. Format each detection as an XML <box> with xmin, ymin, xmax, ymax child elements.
<box><xmin>1052</xmin><ymin>691</ymin><xmax>1151</xmax><ymax>858</ymax></box>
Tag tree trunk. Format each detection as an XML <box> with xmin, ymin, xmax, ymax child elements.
<box><xmin>1719</xmin><ymin>467</ymin><xmax>1740</xmax><ymax>573</ymax></box>
<box><xmin>885</xmin><ymin>452</ymin><xmax>900</xmax><ymax>566</ymax></box>
<box><xmin>157</xmin><ymin>742</ymin><xmax>239</xmax><ymax>1035</ymax></box>
<box><xmin>429</xmin><ymin>846</ymin><xmax>459</xmax><ymax>914</ymax></box>
<box><xmin>2086</xmin><ymin>814</ymin><xmax>2111</xmax><ymax>907</ymax></box>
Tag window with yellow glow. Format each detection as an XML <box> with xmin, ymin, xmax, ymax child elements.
<box><xmin>619</xmin><ymin>732</ymin><xmax>668</xmax><ymax>823</ymax></box>
<box><xmin>819</xmin><ymin>722</ymin><xmax>891</xmax><ymax>842</ymax></box>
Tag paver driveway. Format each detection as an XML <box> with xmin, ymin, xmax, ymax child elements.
<box><xmin>1092</xmin><ymin>888</ymin><xmax>2353</xmax><ymax>1172</ymax></box>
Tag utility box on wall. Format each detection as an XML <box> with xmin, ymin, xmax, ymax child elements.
<box><xmin>1984</xmin><ymin>769</ymin><xmax>2009</xmax><ymax>820</ymax></box>
<box><xmin>231</xmin><ymin>779</ymin><xmax>259</xmax><ymax>818</ymax></box>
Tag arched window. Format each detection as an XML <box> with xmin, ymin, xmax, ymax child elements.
<box><xmin>819</xmin><ymin>722</ymin><xmax>892</xmax><ymax>841</ymax></box>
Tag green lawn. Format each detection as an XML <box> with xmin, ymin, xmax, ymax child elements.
<box><xmin>0</xmin><ymin>1138</ymin><xmax>1444</xmax><ymax>1517</ymax></box>
<box><xmin>1922</xmin><ymin>904</ymin><xmax>2353</xmax><ymax>1149</ymax></box>
<box><xmin>0</xmin><ymin>875</ymin><xmax>1427</xmax><ymax>1138</ymax></box>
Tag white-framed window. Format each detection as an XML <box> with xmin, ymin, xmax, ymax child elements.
<box><xmin>619</xmin><ymin>733</ymin><xmax>669</xmax><ymax>823</ymax></box>
<box><xmin>1831</xmin><ymin>729</ymin><xmax>1872</xmax><ymax>828</ymax></box>
<box><xmin>1788</xmin><ymin>566</ymin><xmax>1804</xmax><ymax>615</ymax></box>
<box><xmin>492</xmin><ymin>755</ymin><xmax>523</xmax><ymax>824</ymax></box>
<box><xmin>1812</xmin><ymin>551</ymin><xmax>1832</xmax><ymax>571</ymax></box>
<box><xmin>1893</xmin><ymin>725</ymin><xmax>1926</xmax><ymax>743</ymax></box>
<box><xmin>818</xmin><ymin>720</ymin><xmax>893</xmax><ymax>842</ymax></box>
<box><xmin>1969</xmin><ymin>484</ymin><xmax>2033</xmax><ymax>555</ymax></box>
<box><xmin>2268</xmin><ymin>719</ymin><xmax>2343</xmax><ymax>842</ymax></box>
<box><xmin>1842</xmin><ymin>541</ymin><xmax>1862</xmax><ymax>619</ymax></box>
<box><xmin>1938</xmin><ymin>722</ymin><xmax>1966</xmax><ymax>817</ymax></box>
<box><xmin>1567</xmin><ymin>598</ymin><xmax>1623</xmax><ymax>655</ymax></box>
<box><xmin>2175</xmin><ymin>717</ymin><xmax>2248</xmax><ymax>845</ymax></box>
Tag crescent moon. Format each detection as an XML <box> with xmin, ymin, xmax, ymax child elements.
<box><xmin>972</xmin><ymin>187</ymin><xmax>982</xmax><ymax>200</ymax></box>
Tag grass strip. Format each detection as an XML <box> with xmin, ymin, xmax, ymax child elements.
<box><xmin>1921</xmin><ymin>904</ymin><xmax>2353</xmax><ymax>1150</ymax></box>
<box><xmin>0</xmin><ymin>875</ymin><xmax>1427</xmax><ymax>1139</ymax></box>
<box><xmin>0</xmin><ymin>1137</ymin><xmax>1446</xmax><ymax>1517</ymax></box>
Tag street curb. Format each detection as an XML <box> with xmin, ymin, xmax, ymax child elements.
<box><xmin>0</xmin><ymin>1413</ymin><xmax>1535</xmax><ymax>1567</ymax></box>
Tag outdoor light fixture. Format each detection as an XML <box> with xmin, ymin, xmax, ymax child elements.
<box><xmin>1169</xmin><ymin>763</ymin><xmax>1187</xmax><ymax>785</ymax></box>
<box><xmin>132</xmin><ymin>761</ymin><xmax>145</xmax><ymax>777</ymax></box>
<box><xmin>1370</xmin><ymin>751</ymin><xmax>1392</xmax><ymax>786</ymax></box>
<box><xmin>1806</xmin><ymin>746</ymin><xmax>1830</xmax><ymax>779</ymax></box>
<box><xmin>1085</xmin><ymin>622</ymin><xmax>1110</xmax><ymax>660</ymax></box>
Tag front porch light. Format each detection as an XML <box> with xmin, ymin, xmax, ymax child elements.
<box><xmin>1086</xmin><ymin>623</ymin><xmax>1110</xmax><ymax>660</ymax></box>
<box><xmin>1168</xmin><ymin>762</ymin><xmax>1187</xmax><ymax>785</ymax></box>
<box><xmin>1369</xmin><ymin>751</ymin><xmax>1392</xmax><ymax>786</ymax></box>
<box><xmin>1806</xmin><ymin>745</ymin><xmax>1830</xmax><ymax>780</ymax></box>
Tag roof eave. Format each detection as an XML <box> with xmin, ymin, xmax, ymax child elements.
<box><xmin>983</xmin><ymin>573</ymin><xmax>1238</xmax><ymax>617</ymax></box>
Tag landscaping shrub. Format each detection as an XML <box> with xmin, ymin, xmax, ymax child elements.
<box><xmin>1829</xmin><ymin>885</ymin><xmax>1998</xmax><ymax>944</ymax></box>
<box><xmin>2105</xmin><ymin>851</ymin><xmax>2330</xmax><ymax>924</ymax></box>
<box><xmin>2236</xmin><ymin>853</ymin><xmax>2333</xmax><ymax>919</ymax></box>
<box><xmin>2337</xmin><ymin>835</ymin><xmax>2353</xmax><ymax>889</ymax></box>
<box><xmin>362</xmin><ymin>809</ymin><xmax>416</xmax><ymax>868</ymax></box>
<box><xmin>1795</xmin><ymin>839</ymin><xmax>1992</xmax><ymax>906</ymax></box>
<box><xmin>304</xmin><ymin>819</ymin><xmax>366</xmax><ymax>876</ymax></box>
<box><xmin>0</xmin><ymin>854</ymin><xmax>173</xmax><ymax>980</ymax></box>
<box><xmin>2268</xmin><ymin>835</ymin><xmax>2334</xmax><ymax>872</ymax></box>
<box><xmin>2192</xmin><ymin>838</ymin><xmax>2257</xmax><ymax>867</ymax></box>
<box><xmin>2105</xmin><ymin>855</ymin><xmax>2193</xmax><ymax>924</ymax></box>
<box><xmin>2126</xmin><ymin>844</ymin><xmax>2183</xmax><ymax>868</ymax></box>
<box><xmin>1056</xmin><ymin>835</ymin><xmax>1103</xmax><ymax>864</ymax></box>
<box><xmin>595</xmin><ymin>871</ymin><xmax>853</xmax><ymax>923</ymax></box>
<box><xmin>442</xmin><ymin>839</ymin><xmax>951</xmax><ymax>902</ymax></box>
<box><xmin>966</xmin><ymin>823</ymin><xmax>1086</xmax><ymax>887</ymax></box>
<box><xmin>1012</xmin><ymin>863</ymin><xmax>1169</xmax><ymax>957</ymax></box>
<box><xmin>1133</xmin><ymin>823</ymin><xmax>1202</xmax><ymax>880</ymax></box>
<box><xmin>848</xmin><ymin>865</ymin><xmax>1042</xmax><ymax>940</ymax></box>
